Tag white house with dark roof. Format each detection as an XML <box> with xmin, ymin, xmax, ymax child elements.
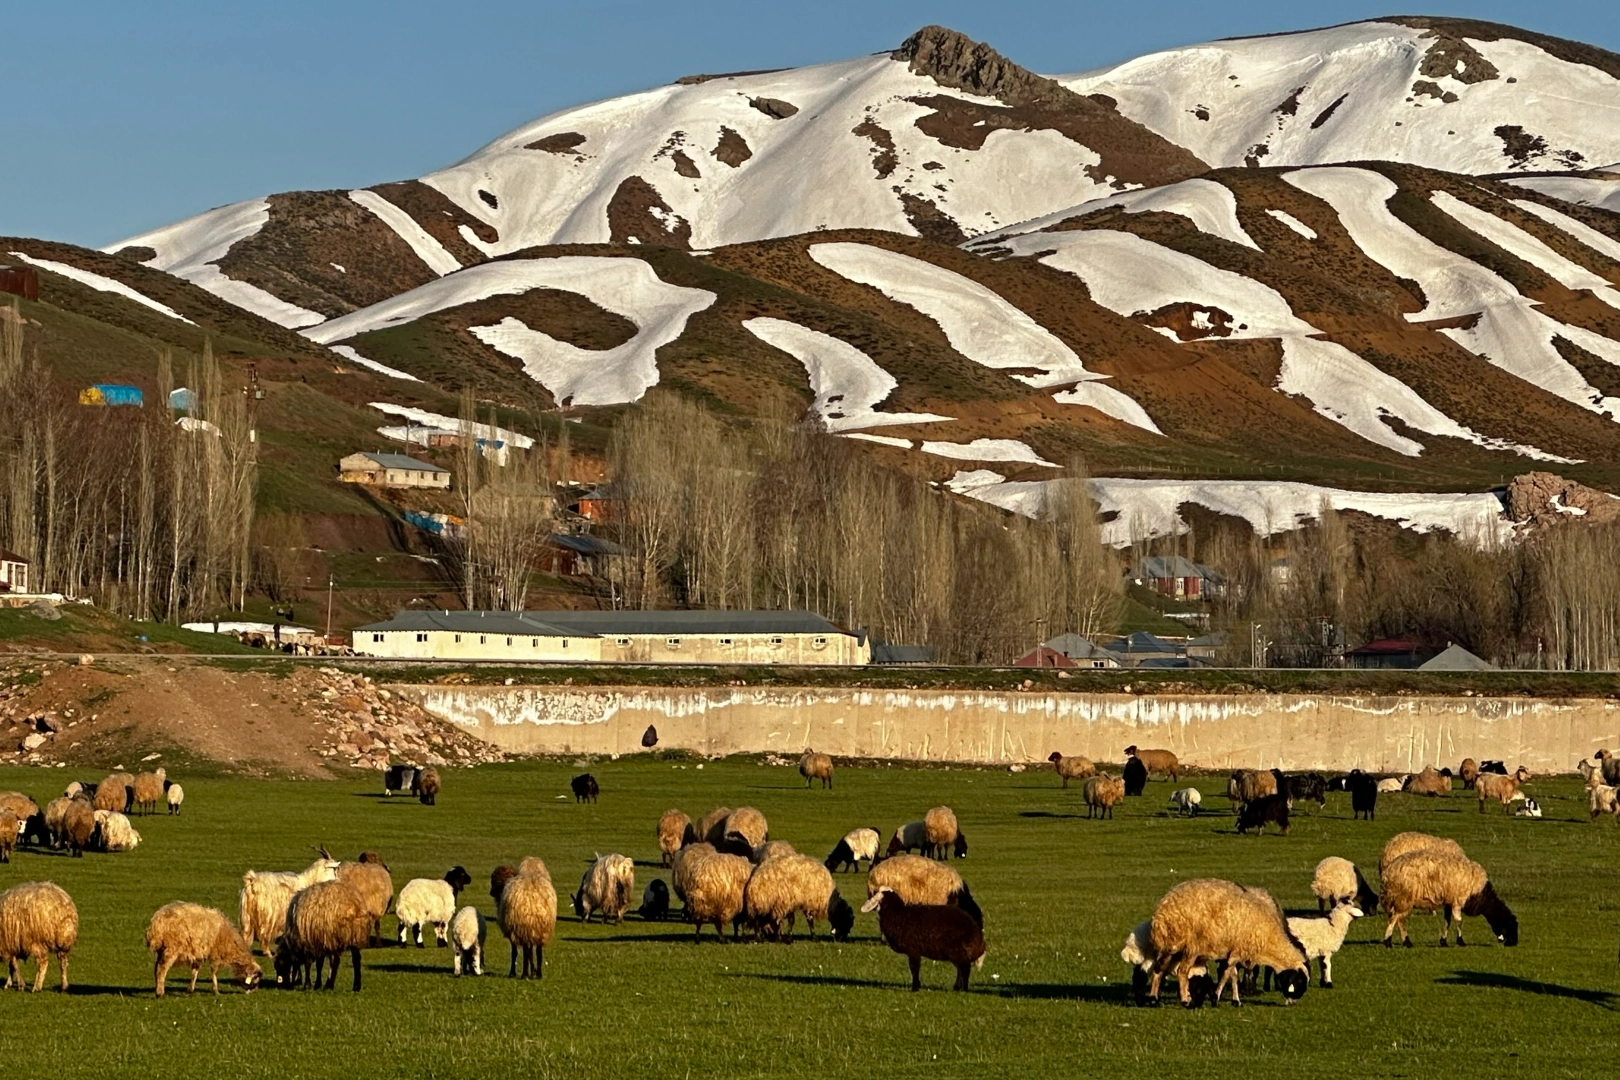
<box><xmin>338</xmin><ymin>451</ymin><xmax>451</xmax><ymax>490</ymax></box>
<box><xmin>0</xmin><ymin>549</ymin><xmax>28</xmax><ymax>593</ymax></box>
<box><xmin>352</xmin><ymin>609</ymin><xmax>870</xmax><ymax>665</ymax></box>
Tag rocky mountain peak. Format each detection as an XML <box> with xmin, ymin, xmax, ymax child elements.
<box><xmin>894</xmin><ymin>25</ymin><xmax>1065</xmax><ymax>107</ymax></box>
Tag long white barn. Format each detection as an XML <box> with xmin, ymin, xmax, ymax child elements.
<box><xmin>352</xmin><ymin>609</ymin><xmax>870</xmax><ymax>665</ymax></box>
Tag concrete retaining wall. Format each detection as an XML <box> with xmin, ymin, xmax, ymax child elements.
<box><xmin>393</xmin><ymin>684</ymin><xmax>1620</xmax><ymax>773</ymax></box>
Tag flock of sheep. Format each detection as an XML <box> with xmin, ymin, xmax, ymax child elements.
<box><xmin>0</xmin><ymin>739</ymin><xmax>1573</xmax><ymax>1001</ymax></box>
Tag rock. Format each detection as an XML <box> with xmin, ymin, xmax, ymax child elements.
<box><xmin>77</xmin><ymin>654</ymin><xmax>94</xmax><ymax>667</ymax></box>
<box><xmin>21</xmin><ymin>733</ymin><xmax>46</xmax><ymax>751</ymax></box>
<box><xmin>27</xmin><ymin>600</ymin><xmax>61</xmax><ymax>621</ymax></box>
<box><xmin>1504</xmin><ymin>472</ymin><xmax>1620</xmax><ymax>528</ymax></box>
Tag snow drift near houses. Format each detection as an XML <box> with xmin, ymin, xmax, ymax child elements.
<box><xmin>945</xmin><ymin>470</ymin><xmax>1509</xmax><ymax>546</ymax></box>
<box><xmin>305</xmin><ymin>257</ymin><xmax>715</xmax><ymax>407</ymax></box>
<box><xmin>7</xmin><ymin>251</ymin><xmax>193</xmax><ymax>324</ymax></box>
<box><xmin>367</xmin><ymin>403</ymin><xmax>534</xmax><ymax>448</ymax></box>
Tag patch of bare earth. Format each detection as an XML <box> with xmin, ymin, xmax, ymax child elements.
<box><xmin>369</xmin><ymin>179</ymin><xmax>496</xmax><ymax>263</ymax></box>
<box><xmin>606</xmin><ymin>177</ymin><xmax>692</xmax><ymax>249</ymax></box>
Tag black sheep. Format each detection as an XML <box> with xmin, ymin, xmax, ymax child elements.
<box><xmin>951</xmin><ymin>833</ymin><xmax>968</xmax><ymax>859</ymax></box>
<box><xmin>1285</xmin><ymin>772</ymin><xmax>1328</xmax><ymax>808</ymax></box>
<box><xmin>1123</xmin><ymin>755</ymin><xmax>1148</xmax><ymax>797</ymax></box>
<box><xmin>571</xmin><ymin>773</ymin><xmax>599</xmax><ymax>803</ymax></box>
<box><xmin>1480</xmin><ymin>760</ymin><xmax>1508</xmax><ymax>775</ymax></box>
<box><xmin>861</xmin><ymin>888</ymin><xmax>986</xmax><ymax>991</ymax></box>
<box><xmin>383</xmin><ymin>764</ymin><xmax>420</xmax><ymax>797</ymax></box>
<box><xmin>828</xmin><ymin>890</ymin><xmax>855</xmax><ymax>942</ymax></box>
<box><xmin>1235</xmin><ymin>793</ymin><xmax>1291</xmax><ymax>835</ymax></box>
<box><xmin>1332</xmin><ymin>769</ymin><xmax>1379</xmax><ymax>820</ymax></box>
<box><xmin>950</xmin><ymin>884</ymin><xmax>985</xmax><ymax>929</ymax></box>
<box><xmin>638</xmin><ymin>879</ymin><xmax>670</xmax><ymax>921</ymax></box>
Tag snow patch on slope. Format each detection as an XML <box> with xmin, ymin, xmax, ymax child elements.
<box><xmin>741</xmin><ymin>317</ymin><xmax>951</xmax><ymax>432</ymax></box>
<box><xmin>1511</xmin><ymin>199</ymin><xmax>1620</xmax><ymax>264</ymax></box>
<box><xmin>1266</xmin><ymin>209</ymin><xmax>1317</xmax><ymax>239</ymax></box>
<box><xmin>329</xmin><ymin>344</ymin><xmax>420</xmax><ymax>382</ymax></box>
<box><xmin>979</xmin><ymin>177</ymin><xmax>1258</xmax><ymax>249</ymax></box>
<box><xmin>7</xmin><ymin>251</ymin><xmax>193</xmax><ymax>324</ymax></box>
<box><xmin>1505</xmin><ymin>175</ymin><xmax>1620</xmax><ymax>213</ymax></box>
<box><xmin>368</xmin><ymin>403</ymin><xmax>535</xmax><ymax>448</ymax></box>
<box><xmin>920</xmin><ymin>439</ymin><xmax>1058</xmax><ymax>466</ymax></box>
<box><xmin>349</xmin><ymin>190</ymin><xmax>462</xmax><ymax>276</ymax></box>
<box><xmin>1431</xmin><ymin>190</ymin><xmax>1620</xmax><ymax>308</ymax></box>
<box><xmin>104</xmin><ymin>199</ymin><xmax>325</xmax><ymax>329</ymax></box>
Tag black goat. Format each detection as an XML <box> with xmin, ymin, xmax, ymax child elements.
<box><xmin>1331</xmin><ymin>770</ymin><xmax>1379</xmax><ymax>820</ymax></box>
<box><xmin>1235</xmin><ymin>793</ymin><xmax>1291</xmax><ymax>835</ymax></box>
<box><xmin>1285</xmin><ymin>772</ymin><xmax>1328</xmax><ymax>808</ymax></box>
<box><xmin>1123</xmin><ymin>755</ymin><xmax>1148</xmax><ymax>797</ymax></box>
<box><xmin>571</xmin><ymin>773</ymin><xmax>599</xmax><ymax>803</ymax></box>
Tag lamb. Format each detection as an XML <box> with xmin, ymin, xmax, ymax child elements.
<box><xmin>1146</xmin><ymin>878</ymin><xmax>1309</xmax><ymax>1007</ymax></box>
<box><xmin>62</xmin><ymin>800</ymin><xmax>96</xmax><ymax>858</ymax></box>
<box><xmin>276</xmin><ymin>880</ymin><xmax>372</xmax><ymax>991</ymax></box>
<box><xmin>866</xmin><ymin>854</ymin><xmax>983</xmax><ymax>928</ymax></box>
<box><xmin>336</xmin><ymin>852</ymin><xmax>394</xmax><ymax>946</ymax></box>
<box><xmin>1404</xmin><ymin>766</ymin><xmax>1453</xmax><ymax>796</ymax></box>
<box><xmin>396</xmin><ymin>866</ymin><xmax>473</xmax><ymax>946</ymax></box>
<box><xmin>861</xmin><ymin>887</ymin><xmax>985</xmax><ymax>991</ymax></box>
<box><xmin>416</xmin><ymin>766</ymin><xmax>440</xmax><ymax>806</ymax></box>
<box><xmin>1084</xmin><ymin>774</ymin><xmax>1126</xmax><ymax>819</ymax></box>
<box><xmin>1168</xmin><ymin>788</ymin><xmax>1202</xmax><ymax>816</ymax></box>
<box><xmin>657</xmin><ymin>809</ymin><xmax>693</xmax><ymax>866</ymax></box>
<box><xmin>1122</xmin><ymin>756</ymin><xmax>1147</xmax><ymax>797</ymax></box>
<box><xmin>166</xmin><ymin>782</ymin><xmax>184</xmax><ymax>815</ymax></box>
<box><xmin>670</xmin><ymin>843</ymin><xmax>716</xmax><ymax>909</ymax></box>
<box><xmin>1124</xmin><ymin>745</ymin><xmax>1180</xmax><ymax>780</ymax></box>
<box><xmin>826</xmin><ymin>827</ymin><xmax>882</xmax><ymax>872</ymax></box>
<box><xmin>1311</xmin><ymin>857</ymin><xmax>1379</xmax><ymax>913</ymax></box>
<box><xmin>450</xmin><ymin>906</ymin><xmax>485</xmax><ymax>976</ymax></box>
<box><xmin>743</xmin><ymin>853</ymin><xmax>836</xmax><ymax>941</ymax></box>
<box><xmin>1515</xmin><ymin>798</ymin><xmax>1543</xmax><ymax>818</ymax></box>
<box><xmin>799</xmin><ymin>750</ymin><xmax>834</xmax><ymax>789</ymax></box>
<box><xmin>1286</xmin><ymin>903</ymin><xmax>1362</xmax><ymax>988</ymax></box>
<box><xmin>570</xmin><ymin>773</ymin><xmax>599</xmax><ymax>804</ymax></box>
<box><xmin>1379</xmin><ymin>832</ymin><xmax>1465</xmax><ymax>880</ymax></box>
<box><xmin>1376</xmin><ymin>776</ymin><xmax>1408</xmax><ymax>794</ymax></box>
<box><xmin>0</xmin><ymin>881</ymin><xmax>77</xmax><ymax>992</ymax></box>
<box><xmin>94</xmin><ymin>809</ymin><xmax>141</xmax><ymax>852</ymax></box>
<box><xmin>1477</xmin><ymin>767</ymin><xmax>1531</xmax><ymax>813</ymax></box>
<box><xmin>573</xmin><ymin>854</ymin><xmax>635</xmax><ymax>925</ymax></box>
<box><xmin>1235</xmin><ymin>794</ymin><xmax>1290</xmax><ymax>836</ymax></box>
<box><xmin>131</xmin><ymin>769</ymin><xmax>166</xmax><ymax>815</ymax></box>
<box><xmin>1047</xmin><ymin>752</ymin><xmax>1096</xmax><ymax>788</ymax></box>
<box><xmin>753</xmin><ymin>840</ymin><xmax>798</xmax><ymax>864</ymax></box>
<box><xmin>924</xmin><ymin>806</ymin><xmax>962</xmax><ymax>858</ymax></box>
<box><xmin>1459</xmin><ymin>758</ymin><xmax>1480</xmax><ymax>790</ymax></box>
<box><xmin>1380</xmin><ymin>850</ymin><xmax>1518</xmax><ymax>947</ymax></box>
<box><xmin>694</xmin><ymin>807</ymin><xmax>733</xmax><ymax>845</ymax></box>
<box><xmin>1121</xmin><ymin>919</ymin><xmax>1213</xmax><ymax>1007</ymax></box>
<box><xmin>1227</xmin><ymin>769</ymin><xmax>1277</xmax><ymax>810</ymax></box>
<box><xmin>145</xmin><ymin>902</ymin><xmax>261</xmax><ymax>996</ymax></box>
<box><xmin>886</xmin><ymin>820</ymin><xmax>931</xmax><ymax>857</ymax></box>
<box><xmin>93</xmin><ymin>772</ymin><xmax>134</xmax><ymax>813</ymax></box>
<box><xmin>683</xmin><ymin>851</ymin><xmax>753</xmax><ymax>943</ymax></box>
<box><xmin>239</xmin><ymin>850</ymin><xmax>342</xmax><ymax>956</ymax></box>
<box><xmin>639</xmin><ymin>879</ymin><xmax>670</xmax><ymax>921</ymax></box>
<box><xmin>829</xmin><ymin>890</ymin><xmax>855</xmax><ymax>941</ymax></box>
<box><xmin>498</xmin><ymin>858</ymin><xmax>557</xmax><ymax>978</ymax></box>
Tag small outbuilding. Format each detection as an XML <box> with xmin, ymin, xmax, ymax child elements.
<box><xmin>338</xmin><ymin>451</ymin><xmax>451</xmax><ymax>490</ymax></box>
<box><xmin>0</xmin><ymin>549</ymin><xmax>29</xmax><ymax>593</ymax></box>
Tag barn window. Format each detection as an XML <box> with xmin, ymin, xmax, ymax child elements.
<box><xmin>720</xmin><ymin>638</ymin><xmax>733</xmax><ymax>646</ymax></box>
<box><xmin>479</xmin><ymin>635</ymin><xmax>486</xmax><ymax>645</ymax></box>
<box><xmin>372</xmin><ymin>633</ymin><xmax>383</xmax><ymax>643</ymax></box>
<box><xmin>812</xmin><ymin>636</ymin><xmax>827</xmax><ymax>649</ymax></box>
<box><xmin>561</xmin><ymin>639</ymin><xmax>568</xmax><ymax>648</ymax></box>
<box><xmin>506</xmin><ymin>637</ymin><xmax>513</xmax><ymax>646</ymax></box>
<box><xmin>454</xmin><ymin>634</ymin><xmax>461</xmax><ymax>643</ymax></box>
<box><xmin>615</xmin><ymin>637</ymin><xmax>630</xmax><ymax>647</ymax></box>
<box><xmin>415</xmin><ymin>633</ymin><xmax>428</xmax><ymax>643</ymax></box>
<box><xmin>667</xmin><ymin>637</ymin><xmax>681</xmax><ymax>648</ymax></box>
<box><xmin>770</xmin><ymin>636</ymin><xmax>784</xmax><ymax>646</ymax></box>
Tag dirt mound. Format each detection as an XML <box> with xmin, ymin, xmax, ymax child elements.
<box><xmin>0</xmin><ymin>659</ymin><xmax>505</xmax><ymax>778</ymax></box>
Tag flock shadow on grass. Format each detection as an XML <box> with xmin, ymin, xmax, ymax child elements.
<box><xmin>1436</xmin><ymin>970</ymin><xmax>1618</xmax><ymax>1009</ymax></box>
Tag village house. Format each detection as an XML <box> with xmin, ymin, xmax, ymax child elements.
<box><xmin>571</xmin><ymin>485</ymin><xmax>620</xmax><ymax>523</ymax></box>
<box><xmin>1346</xmin><ymin>637</ymin><xmax>1443</xmax><ymax>670</ymax></box>
<box><xmin>352</xmin><ymin>609</ymin><xmax>870</xmax><ymax>665</ymax></box>
<box><xmin>1132</xmin><ymin>555</ymin><xmax>1222</xmax><ymax>601</ymax></box>
<box><xmin>1015</xmin><ymin>633</ymin><xmax>1123</xmax><ymax>669</ymax></box>
<box><xmin>0</xmin><ymin>549</ymin><xmax>29</xmax><ymax>593</ymax></box>
<box><xmin>338</xmin><ymin>451</ymin><xmax>451</xmax><ymax>490</ymax></box>
<box><xmin>544</xmin><ymin>533</ymin><xmax>625</xmax><ymax>577</ymax></box>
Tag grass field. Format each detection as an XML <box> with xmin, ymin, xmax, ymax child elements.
<box><xmin>0</xmin><ymin>758</ymin><xmax>1607</xmax><ymax>1078</ymax></box>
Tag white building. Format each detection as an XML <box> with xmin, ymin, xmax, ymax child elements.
<box><xmin>338</xmin><ymin>451</ymin><xmax>451</xmax><ymax>490</ymax></box>
<box><xmin>0</xmin><ymin>549</ymin><xmax>28</xmax><ymax>593</ymax></box>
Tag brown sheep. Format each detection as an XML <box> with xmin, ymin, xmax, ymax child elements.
<box><xmin>670</xmin><ymin>843</ymin><xmax>717</xmax><ymax>910</ymax></box>
<box><xmin>694</xmin><ymin>807</ymin><xmax>733</xmax><ymax>846</ymax></box>
<box><xmin>146</xmin><ymin>902</ymin><xmax>261</xmax><ymax>996</ymax></box>
<box><xmin>1405</xmin><ymin>766</ymin><xmax>1453</xmax><ymax>796</ymax></box>
<box><xmin>866</xmin><ymin>854</ymin><xmax>983</xmax><ymax>927</ymax></box>
<box><xmin>1459</xmin><ymin>758</ymin><xmax>1480</xmax><ymax>790</ymax></box>
<box><xmin>416</xmin><ymin>766</ymin><xmax>440</xmax><ymax>806</ymax></box>
<box><xmin>1380</xmin><ymin>850</ymin><xmax>1518</xmax><ymax>947</ymax></box>
<box><xmin>1226</xmin><ymin>768</ymin><xmax>1277</xmax><ymax>809</ymax></box>
<box><xmin>744</xmin><ymin>854</ymin><xmax>835</xmax><ymax>941</ymax></box>
<box><xmin>657</xmin><ymin>809</ymin><xmax>693</xmax><ymax>866</ymax></box>
<box><xmin>489</xmin><ymin>865</ymin><xmax>518</xmax><ymax>904</ymax></box>
<box><xmin>94</xmin><ymin>772</ymin><xmax>134</xmax><ymax>813</ymax></box>
<box><xmin>799</xmin><ymin>751</ymin><xmax>834</xmax><ymax>789</ymax></box>
<box><xmin>1311</xmin><ymin>857</ymin><xmax>1379</xmax><ymax>913</ymax></box>
<box><xmin>723</xmin><ymin>807</ymin><xmax>769</xmax><ymax>851</ymax></box>
<box><xmin>924</xmin><ymin>806</ymin><xmax>963</xmax><ymax>858</ymax></box>
<box><xmin>1047</xmin><ymin>752</ymin><xmax>1096</xmax><ymax>788</ymax></box>
<box><xmin>499</xmin><ymin>860</ymin><xmax>557</xmax><ymax>978</ymax></box>
<box><xmin>1124</xmin><ymin>746</ymin><xmax>1180</xmax><ymax>781</ymax></box>
<box><xmin>1083</xmin><ymin>774</ymin><xmax>1126</xmax><ymax>819</ymax></box>
<box><xmin>572</xmin><ymin>854</ymin><xmax>634</xmax><ymax>925</ymax></box>
<box><xmin>62</xmin><ymin>800</ymin><xmax>96</xmax><ymax>858</ymax></box>
<box><xmin>43</xmin><ymin>797</ymin><xmax>75</xmax><ymax>850</ymax></box>
<box><xmin>1147</xmin><ymin>878</ymin><xmax>1308</xmax><ymax>1006</ymax></box>
<box><xmin>277</xmin><ymin>880</ymin><xmax>372</xmax><ymax>991</ymax></box>
<box><xmin>0</xmin><ymin>791</ymin><xmax>39</xmax><ymax>824</ymax></box>
<box><xmin>862</xmin><ymin>887</ymin><xmax>985</xmax><ymax>991</ymax></box>
<box><xmin>1379</xmin><ymin>832</ymin><xmax>1465</xmax><ymax>880</ymax></box>
<box><xmin>1477</xmin><ymin>767</ymin><xmax>1531</xmax><ymax>814</ymax></box>
<box><xmin>0</xmin><ymin>881</ymin><xmax>78</xmax><ymax>992</ymax></box>
<box><xmin>753</xmin><ymin>840</ymin><xmax>798</xmax><ymax>864</ymax></box>
<box><xmin>131</xmin><ymin>769</ymin><xmax>166</xmax><ymax>815</ymax></box>
<box><xmin>684</xmin><ymin>851</ymin><xmax>753</xmax><ymax>942</ymax></box>
<box><xmin>239</xmin><ymin>852</ymin><xmax>342</xmax><ymax>957</ymax></box>
<box><xmin>336</xmin><ymin>854</ymin><xmax>394</xmax><ymax>946</ymax></box>
<box><xmin>0</xmin><ymin>811</ymin><xmax>16</xmax><ymax>863</ymax></box>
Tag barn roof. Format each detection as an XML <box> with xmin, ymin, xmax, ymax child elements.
<box><xmin>356</xmin><ymin>608</ymin><xmax>853</xmax><ymax>638</ymax></box>
<box><xmin>345</xmin><ymin>451</ymin><xmax>448</xmax><ymax>473</ymax></box>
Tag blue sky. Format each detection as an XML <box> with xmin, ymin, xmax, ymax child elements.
<box><xmin>6</xmin><ymin>1</ymin><xmax>1616</xmax><ymax>246</ymax></box>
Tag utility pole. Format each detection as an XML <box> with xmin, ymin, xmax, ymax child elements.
<box><xmin>245</xmin><ymin>362</ymin><xmax>264</xmax><ymax>444</ymax></box>
<box><xmin>325</xmin><ymin>575</ymin><xmax>335</xmax><ymax>641</ymax></box>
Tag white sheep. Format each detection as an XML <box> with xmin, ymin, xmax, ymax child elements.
<box><xmin>1168</xmin><ymin>788</ymin><xmax>1202</xmax><ymax>816</ymax></box>
<box><xmin>93</xmin><ymin>810</ymin><xmax>141</xmax><ymax>852</ymax></box>
<box><xmin>396</xmin><ymin>867</ymin><xmax>472</xmax><ymax>947</ymax></box>
<box><xmin>449</xmin><ymin>906</ymin><xmax>485</xmax><ymax>976</ymax></box>
<box><xmin>166</xmin><ymin>783</ymin><xmax>184</xmax><ymax>815</ymax></box>
<box><xmin>1377</xmin><ymin>776</ymin><xmax>1407</xmax><ymax>794</ymax></box>
<box><xmin>239</xmin><ymin>851</ymin><xmax>342</xmax><ymax>957</ymax></box>
<box><xmin>1514</xmin><ymin>798</ymin><xmax>1543</xmax><ymax>819</ymax></box>
<box><xmin>1285</xmin><ymin>902</ymin><xmax>1362</xmax><ymax>988</ymax></box>
<box><xmin>1121</xmin><ymin>918</ymin><xmax>1209</xmax><ymax>1006</ymax></box>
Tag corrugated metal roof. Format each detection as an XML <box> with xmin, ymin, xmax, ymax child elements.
<box><xmin>547</xmin><ymin>534</ymin><xmax>626</xmax><ymax>556</ymax></box>
<box><xmin>346</xmin><ymin>452</ymin><xmax>448</xmax><ymax>473</ymax></box>
<box><xmin>354</xmin><ymin>610</ymin><xmax>581</xmax><ymax>636</ymax></box>
<box><xmin>1042</xmin><ymin>633</ymin><xmax>1123</xmax><ymax>660</ymax></box>
<box><xmin>1135</xmin><ymin>555</ymin><xmax>1217</xmax><ymax>580</ymax></box>
<box><xmin>356</xmin><ymin>608</ymin><xmax>852</xmax><ymax>638</ymax></box>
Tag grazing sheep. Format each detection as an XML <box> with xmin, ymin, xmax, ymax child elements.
<box><xmin>276</xmin><ymin>880</ymin><xmax>372</xmax><ymax>991</ymax></box>
<box><xmin>94</xmin><ymin>772</ymin><xmax>134</xmax><ymax>813</ymax></box>
<box><xmin>1227</xmin><ymin>769</ymin><xmax>1277</xmax><ymax>810</ymax></box>
<box><xmin>1515</xmin><ymin>798</ymin><xmax>1543</xmax><ymax>819</ymax></box>
<box><xmin>753</xmin><ymin>840</ymin><xmax>798</xmax><ymax>864</ymax></box>
<box><xmin>450</xmin><ymin>906</ymin><xmax>485</xmax><ymax>976</ymax></box>
<box><xmin>396</xmin><ymin>866</ymin><xmax>473</xmax><ymax>947</ymax></box>
<box><xmin>93</xmin><ymin>810</ymin><xmax>141</xmax><ymax>852</ymax></box>
<box><xmin>571</xmin><ymin>773</ymin><xmax>599</xmax><ymax>804</ymax></box>
<box><xmin>131</xmin><ymin>769</ymin><xmax>166</xmax><ymax>815</ymax></box>
<box><xmin>1286</xmin><ymin>903</ymin><xmax>1362</xmax><ymax>988</ymax></box>
<box><xmin>0</xmin><ymin>812</ymin><xmax>15</xmax><ymax>863</ymax></box>
<box><xmin>62</xmin><ymin>800</ymin><xmax>96</xmax><ymax>858</ymax></box>
<box><xmin>1597</xmin><ymin>749</ymin><xmax>1620</xmax><ymax>786</ymax></box>
<box><xmin>1283</xmin><ymin>773</ymin><xmax>1328</xmax><ymax>808</ymax></box>
<box><xmin>826</xmin><ymin>827</ymin><xmax>882</xmax><ymax>872</ymax></box>
<box><xmin>415</xmin><ymin>767</ymin><xmax>440</xmax><ymax>806</ymax></box>
<box><xmin>1379</xmin><ymin>832</ymin><xmax>1465</xmax><ymax>880</ymax></box>
<box><xmin>1405</xmin><ymin>766</ymin><xmax>1453</xmax><ymax>796</ymax></box>
<box><xmin>489</xmin><ymin>865</ymin><xmax>518</xmax><ymax>905</ymax></box>
<box><xmin>239</xmin><ymin>851</ymin><xmax>342</xmax><ymax>956</ymax></box>
<box><xmin>336</xmin><ymin>853</ymin><xmax>394</xmax><ymax>946</ymax></box>
<box><xmin>145</xmin><ymin>902</ymin><xmax>261</xmax><ymax>996</ymax></box>
<box><xmin>829</xmin><ymin>890</ymin><xmax>855</xmax><ymax>941</ymax></box>
<box><xmin>670</xmin><ymin>843</ymin><xmax>716</xmax><ymax>909</ymax></box>
<box><xmin>0</xmin><ymin>882</ymin><xmax>77</xmax><ymax>992</ymax></box>
<box><xmin>1146</xmin><ymin>878</ymin><xmax>1309</xmax><ymax>1007</ymax></box>
<box><xmin>1381</xmin><ymin>850</ymin><xmax>1518</xmax><ymax>948</ymax></box>
<box><xmin>1235</xmin><ymin>794</ymin><xmax>1290</xmax><ymax>836</ymax></box>
<box><xmin>924</xmin><ymin>806</ymin><xmax>961</xmax><ymax>858</ymax></box>
<box><xmin>1122</xmin><ymin>756</ymin><xmax>1148</xmax><ymax>797</ymax></box>
<box><xmin>1589</xmin><ymin>784</ymin><xmax>1620</xmax><ymax>822</ymax></box>
<box><xmin>63</xmin><ymin>781</ymin><xmax>87</xmax><ymax>800</ymax></box>
<box><xmin>1311</xmin><ymin>857</ymin><xmax>1379</xmax><ymax>913</ymax></box>
<box><xmin>1479</xmin><ymin>759</ymin><xmax>1508</xmax><ymax>775</ymax></box>
<box><xmin>1459</xmin><ymin>758</ymin><xmax>1480</xmax><ymax>790</ymax></box>
<box><xmin>1047</xmin><ymin>752</ymin><xmax>1096</xmax><ymax>788</ymax></box>
<box><xmin>1376</xmin><ymin>776</ymin><xmax>1407</xmax><ymax>794</ymax></box>
<box><xmin>866</xmin><ymin>854</ymin><xmax>982</xmax><ymax>927</ymax></box>
<box><xmin>724</xmin><ymin>807</ymin><xmax>769</xmax><ymax>851</ymax></box>
<box><xmin>886</xmin><ymin>820</ymin><xmax>930</xmax><ymax>857</ymax></box>
<box><xmin>684</xmin><ymin>851</ymin><xmax>753</xmax><ymax>943</ymax></box>
<box><xmin>0</xmin><ymin>791</ymin><xmax>39</xmax><ymax>824</ymax></box>
<box><xmin>744</xmin><ymin>854</ymin><xmax>836</xmax><ymax>941</ymax></box>
<box><xmin>694</xmin><ymin>807</ymin><xmax>733</xmax><ymax>845</ymax></box>
<box><xmin>1121</xmin><ymin>919</ymin><xmax>1213</xmax><ymax>1007</ymax></box>
<box><xmin>573</xmin><ymin>854</ymin><xmax>635</xmax><ymax>925</ymax></box>
<box><xmin>166</xmin><ymin>783</ymin><xmax>184</xmax><ymax>816</ymax></box>
<box><xmin>799</xmin><ymin>751</ymin><xmax>834</xmax><ymax>789</ymax></box>
<box><xmin>382</xmin><ymin>765</ymin><xmax>420</xmax><ymax>797</ymax></box>
<box><xmin>1477</xmin><ymin>767</ymin><xmax>1531</xmax><ymax>814</ymax></box>
<box><xmin>1124</xmin><ymin>746</ymin><xmax>1180</xmax><ymax>780</ymax></box>
<box><xmin>1084</xmin><ymin>774</ymin><xmax>1126</xmax><ymax>819</ymax></box>
<box><xmin>657</xmin><ymin>809</ymin><xmax>693</xmax><ymax>866</ymax></box>
<box><xmin>639</xmin><ymin>879</ymin><xmax>670</xmax><ymax>921</ymax></box>
<box><xmin>861</xmin><ymin>887</ymin><xmax>985</xmax><ymax>991</ymax></box>
<box><xmin>42</xmin><ymin>797</ymin><xmax>74</xmax><ymax>850</ymax></box>
<box><xmin>1168</xmin><ymin>788</ymin><xmax>1202</xmax><ymax>816</ymax></box>
<box><xmin>498</xmin><ymin>859</ymin><xmax>557</xmax><ymax>978</ymax></box>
